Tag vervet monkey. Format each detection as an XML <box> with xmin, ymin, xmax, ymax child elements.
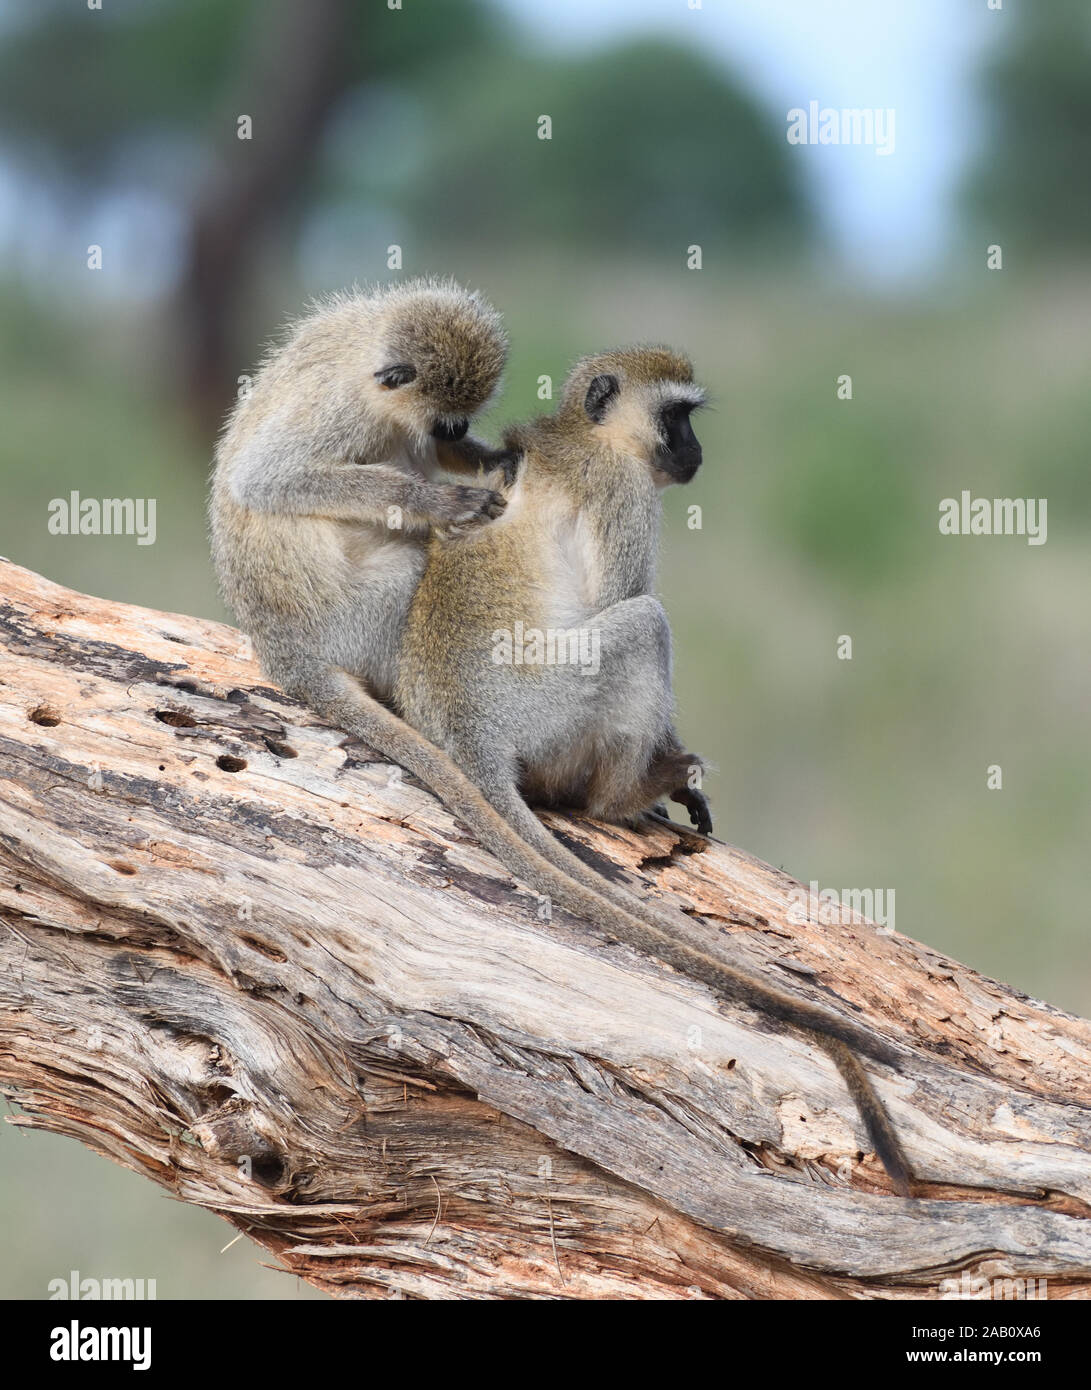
<box><xmin>394</xmin><ymin>347</ymin><xmax>911</xmax><ymax>1194</ymax></box>
<box><xmin>211</xmin><ymin>325</ymin><xmax>912</xmax><ymax>1195</ymax></box>
<box><xmin>210</xmin><ymin>278</ymin><xmax>516</xmax><ymax>705</ymax></box>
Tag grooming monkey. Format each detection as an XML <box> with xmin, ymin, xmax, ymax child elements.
<box><xmin>210</xmin><ymin>278</ymin><xmax>516</xmax><ymax>705</ymax></box>
<box><xmin>211</xmin><ymin>314</ymin><xmax>912</xmax><ymax>1193</ymax></box>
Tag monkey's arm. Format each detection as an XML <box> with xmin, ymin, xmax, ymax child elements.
<box><xmin>435</xmin><ymin>437</ymin><xmax>522</xmax><ymax>487</ymax></box>
<box><xmin>231</xmin><ymin>457</ymin><xmax>505</xmax><ymax>530</ymax></box>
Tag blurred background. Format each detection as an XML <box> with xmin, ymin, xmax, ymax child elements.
<box><xmin>1</xmin><ymin>0</ymin><xmax>1088</xmax><ymax>1297</ymax></box>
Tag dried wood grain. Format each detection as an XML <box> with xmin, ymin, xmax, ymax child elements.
<box><xmin>1</xmin><ymin>558</ymin><xmax>1088</xmax><ymax>1299</ymax></box>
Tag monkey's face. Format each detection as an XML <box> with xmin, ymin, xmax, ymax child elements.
<box><xmin>651</xmin><ymin>398</ymin><xmax>703</xmax><ymax>484</ymax></box>
<box><xmin>581</xmin><ymin>370</ymin><xmax>705</xmax><ymax>487</ymax></box>
<box><xmin>373</xmin><ymin>355</ymin><xmax>490</xmax><ymax>439</ymax></box>
<box><xmin>372</xmin><ymin>293</ymin><xmax>507</xmax><ymax>442</ymax></box>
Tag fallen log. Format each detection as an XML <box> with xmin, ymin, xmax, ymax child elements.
<box><xmin>1</xmin><ymin>558</ymin><xmax>1089</xmax><ymax>1299</ymax></box>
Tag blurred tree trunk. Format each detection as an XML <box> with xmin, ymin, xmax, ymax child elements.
<box><xmin>178</xmin><ymin>0</ymin><xmax>351</xmax><ymax>435</ymax></box>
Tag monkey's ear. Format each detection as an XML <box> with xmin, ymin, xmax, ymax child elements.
<box><xmin>374</xmin><ymin>364</ymin><xmax>417</xmax><ymax>389</ymax></box>
<box><xmin>584</xmin><ymin>374</ymin><xmax>620</xmax><ymax>423</ymax></box>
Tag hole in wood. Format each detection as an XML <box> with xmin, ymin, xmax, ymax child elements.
<box><xmin>28</xmin><ymin>705</ymin><xmax>61</xmax><ymax>727</ymax></box>
<box><xmin>156</xmin><ymin>709</ymin><xmax>197</xmax><ymax>728</ymax></box>
<box><xmin>107</xmin><ymin>861</ymin><xmax>138</xmax><ymax>875</ymax></box>
<box><xmin>216</xmin><ymin>754</ymin><xmax>247</xmax><ymax>773</ymax></box>
<box><xmin>264</xmin><ymin>738</ymin><xmax>298</xmax><ymax>759</ymax></box>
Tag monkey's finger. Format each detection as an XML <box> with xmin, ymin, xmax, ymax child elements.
<box><xmin>452</xmin><ymin>505</ymin><xmax>506</xmax><ymax>528</ymax></box>
<box><xmin>496</xmin><ymin>449</ymin><xmax>523</xmax><ymax>487</ymax></box>
<box><xmin>686</xmin><ymin>792</ymin><xmax>714</xmax><ymax>836</ymax></box>
<box><xmin>466</xmin><ymin>493</ymin><xmax>507</xmax><ymax>522</ymax></box>
<box><xmin>645</xmin><ymin>808</ymin><xmax>723</xmax><ymax>846</ymax></box>
<box><xmin>693</xmin><ymin>806</ymin><xmax>714</xmax><ymax>835</ymax></box>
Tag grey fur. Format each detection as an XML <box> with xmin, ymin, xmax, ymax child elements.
<box><xmin>210</xmin><ymin>278</ymin><xmax>511</xmax><ymax>702</ymax></box>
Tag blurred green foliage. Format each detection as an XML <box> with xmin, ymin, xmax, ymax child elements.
<box><xmin>387</xmin><ymin>39</ymin><xmax>803</xmax><ymax>252</ymax></box>
<box><xmin>966</xmin><ymin>0</ymin><xmax>1091</xmax><ymax>253</ymax></box>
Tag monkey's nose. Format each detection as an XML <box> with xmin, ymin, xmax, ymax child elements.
<box><xmin>432</xmin><ymin>417</ymin><xmax>469</xmax><ymax>442</ymax></box>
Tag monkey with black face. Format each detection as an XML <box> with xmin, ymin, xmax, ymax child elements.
<box><xmin>210</xmin><ymin>277</ymin><xmax>516</xmax><ymax>707</ymax></box>
<box><xmin>389</xmin><ymin>347</ymin><xmax>911</xmax><ymax>1193</ymax></box>
<box><xmin>400</xmin><ymin>348</ymin><xmax>712</xmax><ymax>836</ymax></box>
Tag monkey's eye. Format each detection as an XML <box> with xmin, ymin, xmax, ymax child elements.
<box><xmin>375</xmin><ymin>364</ymin><xmax>417</xmax><ymax>389</ymax></box>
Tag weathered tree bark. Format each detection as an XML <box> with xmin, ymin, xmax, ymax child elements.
<box><xmin>1</xmin><ymin>558</ymin><xmax>1089</xmax><ymax>1300</ymax></box>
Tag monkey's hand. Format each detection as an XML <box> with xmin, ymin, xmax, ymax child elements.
<box><xmin>424</xmin><ymin>483</ymin><xmax>507</xmax><ymax>531</ymax></box>
<box><xmin>486</xmin><ymin>447</ymin><xmax>523</xmax><ymax>489</ymax></box>
<box><xmin>670</xmin><ymin>784</ymin><xmax>713</xmax><ymax>836</ymax></box>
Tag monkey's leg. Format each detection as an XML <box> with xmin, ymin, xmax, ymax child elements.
<box><xmin>548</xmin><ymin>594</ymin><xmax>681</xmax><ymax>817</ymax></box>
<box><xmin>642</xmin><ymin>745</ymin><xmax>714</xmax><ymax>836</ymax></box>
<box><xmin>438</xmin><ymin>590</ymin><xmax>812</xmax><ymax>1016</ymax></box>
<box><xmin>561</xmin><ymin>597</ymin><xmax>711</xmax><ymax>833</ymax></box>
<box><xmin>521</xmin><ymin>595</ymin><xmax>712</xmax><ymax>846</ymax></box>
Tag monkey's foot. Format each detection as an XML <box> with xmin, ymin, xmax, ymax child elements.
<box><xmin>669</xmin><ymin>786</ymin><xmax>713</xmax><ymax>836</ymax></box>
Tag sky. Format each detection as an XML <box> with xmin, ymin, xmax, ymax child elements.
<box><xmin>497</xmin><ymin>0</ymin><xmax>1003</xmax><ymax>283</ymax></box>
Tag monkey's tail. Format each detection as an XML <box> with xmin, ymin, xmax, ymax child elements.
<box><xmin>477</xmin><ymin>779</ymin><xmax>913</xmax><ymax>1196</ymax></box>
<box><xmin>825</xmin><ymin>1041</ymin><xmax>913</xmax><ymax>1197</ymax></box>
<box><xmin>288</xmin><ymin>661</ymin><xmax>912</xmax><ymax>1195</ymax></box>
<box><xmin>472</xmin><ymin>775</ymin><xmax>904</xmax><ymax>1067</ymax></box>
